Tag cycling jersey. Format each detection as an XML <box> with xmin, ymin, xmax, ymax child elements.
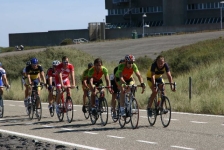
<box><xmin>46</xmin><ymin>68</ymin><xmax>56</xmax><ymax>81</ymax></box>
<box><xmin>115</xmin><ymin>63</ymin><xmax>139</xmax><ymax>80</ymax></box>
<box><xmin>55</xmin><ymin>63</ymin><xmax>74</xmax><ymax>84</ymax></box>
<box><xmin>25</xmin><ymin>65</ymin><xmax>43</xmax><ymax>80</ymax></box>
<box><xmin>146</xmin><ymin>61</ymin><xmax>170</xmax><ymax>79</ymax></box>
<box><xmin>81</xmin><ymin>68</ymin><xmax>89</xmax><ymax>82</ymax></box>
<box><xmin>0</xmin><ymin>68</ymin><xmax>6</xmax><ymax>86</ymax></box>
<box><xmin>88</xmin><ymin>66</ymin><xmax>108</xmax><ymax>82</ymax></box>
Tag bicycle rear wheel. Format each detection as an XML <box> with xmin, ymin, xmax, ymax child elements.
<box><xmin>84</xmin><ymin>97</ymin><xmax>90</xmax><ymax>119</ymax></box>
<box><xmin>160</xmin><ymin>96</ymin><xmax>171</xmax><ymax>127</ymax></box>
<box><xmin>50</xmin><ymin>96</ymin><xmax>56</xmax><ymax>117</ymax></box>
<box><xmin>111</xmin><ymin>100</ymin><xmax>119</xmax><ymax>122</ymax></box>
<box><xmin>148</xmin><ymin>99</ymin><xmax>157</xmax><ymax>126</ymax></box>
<box><xmin>90</xmin><ymin>109</ymin><xmax>99</xmax><ymax>125</ymax></box>
<box><xmin>66</xmin><ymin>98</ymin><xmax>73</xmax><ymax>123</ymax></box>
<box><xmin>130</xmin><ymin>98</ymin><xmax>139</xmax><ymax>129</ymax></box>
<box><xmin>28</xmin><ymin>99</ymin><xmax>34</xmax><ymax>120</ymax></box>
<box><xmin>35</xmin><ymin>96</ymin><xmax>42</xmax><ymax>121</ymax></box>
<box><xmin>0</xmin><ymin>99</ymin><xmax>4</xmax><ymax>118</ymax></box>
<box><xmin>100</xmin><ymin>98</ymin><xmax>108</xmax><ymax>126</ymax></box>
<box><xmin>57</xmin><ymin>101</ymin><xmax>64</xmax><ymax>122</ymax></box>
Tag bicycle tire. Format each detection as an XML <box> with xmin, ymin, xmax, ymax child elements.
<box><xmin>147</xmin><ymin>98</ymin><xmax>157</xmax><ymax>126</ymax></box>
<box><xmin>28</xmin><ymin>98</ymin><xmax>34</xmax><ymax>120</ymax></box>
<box><xmin>130</xmin><ymin>98</ymin><xmax>139</xmax><ymax>129</ymax></box>
<box><xmin>57</xmin><ymin>100</ymin><xmax>64</xmax><ymax>122</ymax></box>
<box><xmin>160</xmin><ymin>96</ymin><xmax>171</xmax><ymax>127</ymax></box>
<box><xmin>118</xmin><ymin>111</ymin><xmax>126</xmax><ymax>128</ymax></box>
<box><xmin>35</xmin><ymin>96</ymin><xmax>42</xmax><ymax>121</ymax></box>
<box><xmin>100</xmin><ymin>98</ymin><xmax>108</xmax><ymax>126</ymax></box>
<box><xmin>66</xmin><ymin>97</ymin><xmax>73</xmax><ymax>123</ymax></box>
<box><xmin>84</xmin><ymin>96</ymin><xmax>90</xmax><ymax>119</ymax></box>
<box><xmin>90</xmin><ymin>110</ymin><xmax>99</xmax><ymax>125</ymax></box>
<box><xmin>0</xmin><ymin>99</ymin><xmax>4</xmax><ymax>118</ymax></box>
<box><xmin>111</xmin><ymin>100</ymin><xmax>119</xmax><ymax>122</ymax></box>
<box><xmin>50</xmin><ymin>95</ymin><xmax>56</xmax><ymax>117</ymax></box>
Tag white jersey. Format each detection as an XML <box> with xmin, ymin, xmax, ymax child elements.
<box><xmin>0</xmin><ymin>67</ymin><xmax>6</xmax><ymax>86</ymax></box>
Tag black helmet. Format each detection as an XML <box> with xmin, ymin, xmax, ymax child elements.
<box><xmin>88</xmin><ymin>63</ymin><xmax>93</xmax><ymax>69</ymax></box>
<box><xmin>119</xmin><ymin>59</ymin><xmax>125</xmax><ymax>64</ymax></box>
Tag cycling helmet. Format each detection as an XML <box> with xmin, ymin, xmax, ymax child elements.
<box><xmin>26</xmin><ymin>61</ymin><xmax>31</xmax><ymax>66</ymax></box>
<box><xmin>125</xmin><ymin>55</ymin><xmax>135</xmax><ymax>62</ymax></box>
<box><xmin>119</xmin><ymin>59</ymin><xmax>125</xmax><ymax>64</ymax></box>
<box><xmin>30</xmin><ymin>58</ymin><xmax>38</xmax><ymax>64</ymax></box>
<box><xmin>88</xmin><ymin>62</ymin><xmax>93</xmax><ymax>69</ymax></box>
<box><xmin>52</xmin><ymin>60</ymin><xmax>60</xmax><ymax>66</ymax></box>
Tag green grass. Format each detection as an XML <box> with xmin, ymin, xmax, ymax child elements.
<box><xmin>2</xmin><ymin>37</ymin><xmax>224</xmax><ymax>115</ymax></box>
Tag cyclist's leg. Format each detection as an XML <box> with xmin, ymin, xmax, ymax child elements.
<box><xmin>82</xmin><ymin>85</ymin><xmax>88</xmax><ymax>113</ymax></box>
<box><xmin>117</xmin><ymin>80</ymin><xmax>126</xmax><ymax>116</ymax></box>
<box><xmin>111</xmin><ymin>80</ymin><xmax>118</xmax><ymax>117</ymax></box>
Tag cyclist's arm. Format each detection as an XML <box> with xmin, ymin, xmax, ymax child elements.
<box><xmin>40</xmin><ymin>71</ymin><xmax>46</xmax><ymax>84</ymax></box>
<box><xmin>27</xmin><ymin>74</ymin><xmax>32</xmax><ymax>85</ymax></box>
<box><xmin>151</xmin><ymin>72</ymin><xmax>156</xmax><ymax>87</ymax></box>
<box><xmin>70</xmin><ymin>70</ymin><xmax>76</xmax><ymax>88</ymax></box>
<box><xmin>166</xmin><ymin>71</ymin><xmax>175</xmax><ymax>91</ymax></box>
<box><xmin>2</xmin><ymin>74</ymin><xmax>9</xmax><ymax>87</ymax></box>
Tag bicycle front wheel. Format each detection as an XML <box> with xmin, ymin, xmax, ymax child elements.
<box><xmin>35</xmin><ymin>96</ymin><xmax>42</xmax><ymax>121</ymax></box>
<box><xmin>130</xmin><ymin>98</ymin><xmax>139</xmax><ymax>129</ymax></box>
<box><xmin>66</xmin><ymin>98</ymin><xmax>73</xmax><ymax>123</ymax></box>
<box><xmin>148</xmin><ymin>99</ymin><xmax>157</xmax><ymax>126</ymax></box>
<box><xmin>160</xmin><ymin>96</ymin><xmax>171</xmax><ymax>127</ymax></box>
<box><xmin>0</xmin><ymin>99</ymin><xmax>4</xmax><ymax>118</ymax></box>
<box><xmin>99</xmin><ymin>98</ymin><xmax>108</xmax><ymax>126</ymax></box>
<box><xmin>111</xmin><ymin>100</ymin><xmax>119</xmax><ymax>122</ymax></box>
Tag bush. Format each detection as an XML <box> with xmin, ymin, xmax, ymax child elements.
<box><xmin>60</xmin><ymin>38</ymin><xmax>73</xmax><ymax>46</ymax></box>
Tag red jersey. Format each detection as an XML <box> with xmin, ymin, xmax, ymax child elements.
<box><xmin>46</xmin><ymin>68</ymin><xmax>56</xmax><ymax>82</ymax></box>
<box><xmin>55</xmin><ymin>63</ymin><xmax>74</xmax><ymax>81</ymax></box>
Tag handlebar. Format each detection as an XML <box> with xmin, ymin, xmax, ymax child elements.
<box><xmin>155</xmin><ymin>82</ymin><xmax>176</xmax><ymax>91</ymax></box>
<box><xmin>122</xmin><ymin>84</ymin><xmax>145</xmax><ymax>94</ymax></box>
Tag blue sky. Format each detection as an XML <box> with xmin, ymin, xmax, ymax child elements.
<box><xmin>0</xmin><ymin>0</ymin><xmax>107</xmax><ymax>47</ymax></box>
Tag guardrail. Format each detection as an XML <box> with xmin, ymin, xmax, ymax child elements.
<box><xmin>73</xmin><ymin>38</ymin><xmax>89</xmax><ymax>44</ymax></box>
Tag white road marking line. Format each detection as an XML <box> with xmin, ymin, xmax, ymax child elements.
<box><xmin>84</xmin><ymin>131</ymin><xmax>98</xmax><ymax>135</ymax></box>
<box><xmin>221</xmin><ymin>124</ymin><xmax>224</xmax><ymax>126</ymax></box>
<box><xmin>136</xmin><ymin>140</ymin><xmax>158</xmax><ymax>144</ymax></box>
<box><xmin>107</xmin><ymin>135</ymin><xmax>124</xmax><ymax>139</ymax></box>
<box><xmin>61</xmin><ymin>128</ymin><xmax>73</xmax><ymax>131</ymax></box>
<box><xmin>171</xmin><ymin>145</ymin><xmax>195</xmax><ymax>150</ymax></box>
<box><xmin>25</xmin><ymin>122</ymin><xmax>33</xmax><ymax>125</ymax></box>
<box><xmin>0</xmin><ymin>129</ymin><xmax>105</xmax><ymax>150</ymax></box>
<box><xmin>190</xmin><ymin>121</ymin><xmax>207</xmax><ymax>124</ymax></box>
<box><xmin>9</xmin><ymin>104</ymin><xmax>15</xmax><ymax>106</ymax></box>
<box><xmin>140</xmin><ymin>116</ymin><xmax>178</xmax><ymax>121</ymax></box>
<box><xmin>42</xmin><ymin>125</ymin><xmax>54</xmax><ymax>128</ymax></box>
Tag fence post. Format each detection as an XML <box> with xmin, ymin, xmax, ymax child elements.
<box><xmin>189</xmin><ymin>77</ymin><xmax>192</xmax><ymax>101</ymax></box>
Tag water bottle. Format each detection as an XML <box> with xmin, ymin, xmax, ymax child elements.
<box><xmin>95</xmin><ymin>97</ymin><xmax>99</xmax><ymax>107</ymax></box>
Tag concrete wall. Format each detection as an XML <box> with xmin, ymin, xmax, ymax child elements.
<box><xmin>9</xmin><ymin>29</ymin><xmax>88</xmax><ymax>47</ymax></box>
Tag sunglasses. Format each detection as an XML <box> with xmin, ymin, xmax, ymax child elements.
<box><xmin>63</xmin><ymin>61</ymin><xmax>68</xmax><ymax>64</ymax></box>
<box><xmin>128</xmin><ymin>62</ymin><xmax>133</xmax><ymax>64</ymax></box>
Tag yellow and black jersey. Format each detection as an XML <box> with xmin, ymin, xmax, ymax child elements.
<box><xmin>26</xmin><ymin>65</ymin><xmax>43</xmax><ymax>80</ymax></box>
<box><xmin>146</xmin><ymin>61</ymin><xmax>170</xmax><ymax>79</ymax></box>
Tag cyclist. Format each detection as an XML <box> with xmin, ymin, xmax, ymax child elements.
<box><xmin>0</xmin><ymin>62</ymin><xmax>10</xmax><ymax>108</ymax></box>
<box><xmin>26</xmin><ymin>58</ymin><xmax>46</xmax><ymax>100</ymax></box>
<box><xmin>110</xmin><ymin>59</ymin><xmax>125</xmax><ymax>118</ymax></box>
<box><xmin>23</xmin><ymin>61</ymin><xmax>31</xmax><ymax>110</ymax></box>
<box><xmin>81</xmin><ymin>62</ymin><xmax>93</xmax><ymax>113</ymax></box>
<box><xmin>87</xmin><ymin>58</ymin><xmax>112</xmax><ymax>115</ymax></box>
<box><xmin>115</xmin><ymin>55</ymin><xmax>145</xmax><ymax>117</ymax></box>
<box><xmin>146</xmin><ymin>55</ymin><xmax>175</xmax><ymax>117</ymax></box>
<box><xmin>46</xmin><ymin>60</ymin><xmax>60</xmax><ymax>114</ymax></box>
<box><xmin>55</xmin><ymin>56</ymin><xmax>76</xmax><ymax>114</ymax></box>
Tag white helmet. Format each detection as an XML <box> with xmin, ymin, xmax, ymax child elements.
<box><xmin>52</xmin><ymin>60</ymin><xmax>60</xmax><ymax>66</ymax></box>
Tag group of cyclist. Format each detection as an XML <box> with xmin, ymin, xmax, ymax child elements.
<box><xmin>0</xmin><ymin>54</ymin><xmax>175</xmax><ymax>119</ymax></box>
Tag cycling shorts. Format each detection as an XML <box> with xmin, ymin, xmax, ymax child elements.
<box><xmin>147</xmin><ymin>77</ymin><xmax>164</xmax><ymax>88</ymax></box>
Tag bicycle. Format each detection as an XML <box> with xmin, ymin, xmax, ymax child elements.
<box><xmin>119</xmin><ymin>84</ymin><xmax>144</xmax><ymax>129</ymax></box>
<box><xmin>89</xmin><ymin>86</ymin><xmax>111</xmax><ymax>126</ymax></box>
<box><xmin>56</xmin><ymin>86</ymin><xmax>78</xmax><ymax>123</ymax></box>
<box><xmin>83</xmin><ymin>89</ymin><xmax>91</xmax><ymax>119</ymax></box>
<box><xmin>147</xmin><ymin>82</ymin><xmax>176</xmax><ymax>128</ymax></box>
<box><xmin>0</xmin><ymin>86</ymin><xmax>10</xmax><ymax>118</ymax></box>
<box><xmin>27</xmin><ymin>83</ymin><xmax>44</xmax><ymax>121</ymax></box>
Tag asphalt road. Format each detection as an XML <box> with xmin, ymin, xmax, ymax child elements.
<box><xmin>1</xmin><ymin>31</ymin><xmax>224</xmax><ymax>62</ymax></box>
<box><xmin>1</xmin><ymin>100</ymin><xmax>224</xmax><ymax>150</ymax></box>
